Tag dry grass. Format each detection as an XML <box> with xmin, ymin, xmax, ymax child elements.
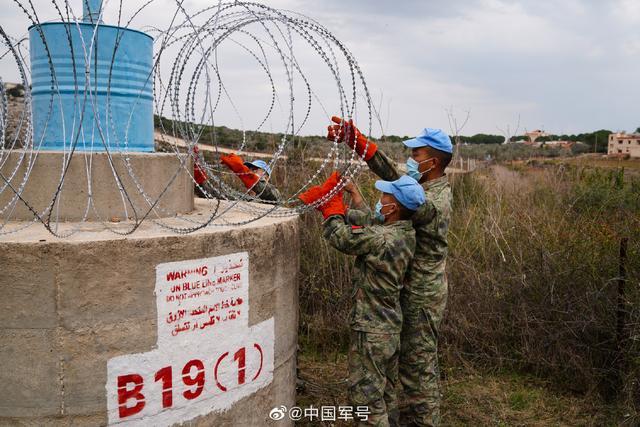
<box><xmin>296</xmin><ymin>351</ymin><xmax>629</xmax><ymax>426</ymax></box>
<box><xmin>445</xmin><ymin>164</ymin><xmax>639</xmax><ymax>402</ymax></box>
<box><xmin>181</xmin><ymin>136</ymin><xmax>640</xmax><ymax>419</ymax></box>
<box><xmin>295</xmin><ymin>159</ymin><xmax>639</xmax><ymax>420</ymax></box>
<box><xmin>549</xmin><ymin>156</ymin><xmax>640</xmax><ymax>173</ymax></box>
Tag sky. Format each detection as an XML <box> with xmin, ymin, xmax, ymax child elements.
<box><xmin>2</xmin><ymin>0</ymin><xmax>639</xmax><ymax>137</ymax></box>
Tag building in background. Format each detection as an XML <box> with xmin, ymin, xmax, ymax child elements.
<box><xmin>543</xmin><ymin>139</ymin><xmax>574</xmax><ymax>150</ymax></box>
<box><xmin>608</xmin><ymin>132</ymin><xmax>640</xmax><ymax>157</ymax></box>
<box><xmin>525</xmin><ymin>129</ymin><xmax>549</xmax><ymax>145</ymax></box>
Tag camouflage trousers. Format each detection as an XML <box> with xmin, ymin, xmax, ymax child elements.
<box><xmin>349</xmin><ymin>330</ymin><xmax>401</xmax><ymax>427</ymax></box>
<box><xmin>399</xmin><ymin>274</ymin><xmax>448</xmax><ymax>427</ymax></box>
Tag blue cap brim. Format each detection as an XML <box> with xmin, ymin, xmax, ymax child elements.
<box><xmin>374</xmin><ymin>180</ymin><xmax>394</xmax><ymax>194</ymax></box>
<box><xmin>403</xmin><ymin>138</ymin><xmax>427</xmax><ymax>148</ymax></box>
<box><xmin>244</xmin><ymin>161</ymin><xmax>271</xmax><ymax>175</ymax></box>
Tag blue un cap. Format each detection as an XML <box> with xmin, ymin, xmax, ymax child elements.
<box><xmin>403</xmin><ymin>128</ymin><xmax>453</xmax><ymax>153</ymax></box>
<box><xmin>244</xmin><ymin>159</ymin><xmax>272</xmax><ymax>175</ymax></box>
<box><xmin>375</xmin><ymin>175</ymin><xmax>426</xmax><ymax>211</ymax></box>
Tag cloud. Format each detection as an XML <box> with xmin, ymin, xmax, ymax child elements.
<box><xmin>1</xmin><ymin>0</ymin><xmax>638</xmax><ymax>136</ymax></box>
<box><xmin>612</xmin><ymin>0</ymin><xmax>640</xmax><ymax>23</ymax></box>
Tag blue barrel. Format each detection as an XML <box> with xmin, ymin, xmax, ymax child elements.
<box><xmin>29</xmin><ymin>22</ymin><xmax>154</xmax><ymax>152</ymax></box>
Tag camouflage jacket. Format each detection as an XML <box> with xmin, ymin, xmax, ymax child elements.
<box><xmin>251</xmin><ymin>178</ymin><xmax>280</xmax><ymax>202</ymax></box>
<box><xmin>367</xmin><ymin>150</ymin><xmax>452</xmax><ymax>285</ymax></box>
<box><xmin>323</xmin><ymin>214</ymin><xmax>416</xmax><ymax>334</ymax></box>
<box><xmin>196</xmin><ymin>178</ymin><xmax>280</xmax><ymax>202</ymax></box>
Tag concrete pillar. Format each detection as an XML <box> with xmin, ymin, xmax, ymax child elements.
<box><xmin>0</xmin><ymin>200</ymin><xmax>300</xmax><ymax>426</ymax></box>
<box><xmin>0</xmin><ymin>151</ymin><xmax>194</xmax><ymax>221</ymax></box>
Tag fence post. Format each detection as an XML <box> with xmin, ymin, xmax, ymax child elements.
<box><xmin>615</xmin><ymin>237</ymin><xmax>629</xmax><ymax>394</ymax></box>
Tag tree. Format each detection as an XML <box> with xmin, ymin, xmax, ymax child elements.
<box><xmin>510</xmin><ymin>135</ymin><xmax>530</xmax><ymax>143</ymax></box>
<box><xmin>536</xmin><ymin>135</ymin><xmax>553</xmax><ymax>143</ymax></box>
<box><xmin>445</xmin><ymin>106</ymin><xmax>471</xmax><ymax>148</ymax></box>
<box><xmin>460</xmin><ymin>134</ymin><xmax>503</xmax><ymax>145</ymax></box>
<box><xmin>582</xmin><ymin>129</ymin><xmax>611</xmax><ymax>153</ymax></box>
<box><xmin>497</xmin><ymin>114</ymin><xmax>521</xmax><ymax>145</ymax></box>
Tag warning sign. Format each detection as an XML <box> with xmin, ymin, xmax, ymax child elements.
<box><xmin>106</xmin><ymin>252</ymin><xmax>275</xmax><ymax>426</ymax></box>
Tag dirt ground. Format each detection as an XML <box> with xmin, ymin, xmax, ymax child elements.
<box><xmin>295</xmin><ymin>351</ymin><xmax>630</xmax><ymax>426</ymax></box>
<box><xmin>510</xmin><ymin>155</ymin><xmax>640</xmax><ymax>177</ymax></box>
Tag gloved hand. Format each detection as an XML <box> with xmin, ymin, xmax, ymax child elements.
<box><xmin>326</xmin><ymin>116</ymin><xmax>378</xmax><ymax>161</ymax></box>
<box><xmin>298</xmin><ymin>172</ymin><xmax>346</xmax><ymax>219</ymax></box>
<box><xmin>193</xmin><ymin>145</ymin><xmax>208</xmax><ymax>185</ymax></box>
<box><xmin>220</xmin><ymin>153</ymin><xmax>259</xmax><ymax>188</ymax></box>
<box><xmin>298</xmin><ymin>171</ymin><xmax>340</xmax><ymax>205</ymax></box>
<box><xmin>318</xmin><ymin>190</ymin><xmax>346</xmax><ymax>219</ymax></box>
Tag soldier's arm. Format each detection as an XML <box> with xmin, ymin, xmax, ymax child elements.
<box><xmin>252</xmin><ymin>179</ymin><xmax>281</xmax><ymax>202</ymax></box>
<box><xmin>366</xmin><ymin>149</ymin><xmax>402</xmax><ymax>181</ymax></box>
<box><xmin>322</xmin><ymin>216</ymin><xmax>381</xmax><ymax>256</ymax></box>
<box><xmin>346</xmin><ymin>207</ymin><xmax>373</xmax><ymax>227</ymax></box>
<box><xmin>411</xmin><ymin>197</ymin><xmax>437</xmax><ymax>225</ymax></box>
<box><xmin>343</xmin><ymin>180</ymin><xmax>372</xmax><ymax>225</ymax></box>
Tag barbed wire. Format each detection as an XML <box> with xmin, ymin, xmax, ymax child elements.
<box><xmin>0</xmin><ymin>0</ymin><xmax>373</xmax><ymax>237</ymax></box>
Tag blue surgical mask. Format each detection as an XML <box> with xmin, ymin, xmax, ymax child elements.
<box><xmin>374</xmin><ymin>200</ymin><xmax>385</xmax><ymax>222</ymax></box>
<box><xmin>374</xmin><ymin>200</ymin><xmax>396</xmax><ymax>223</ymax></box>
<box><xmin>406</xmin><ymin>157</ymin><xmax>434</xmax><ymax>181</ymax></box>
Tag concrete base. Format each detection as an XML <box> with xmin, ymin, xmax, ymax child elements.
<box><xmin>0</xmin><ymin>200</ymin><xmax>299</xmax><ymax>426</ymax></box>
<box><xmin>0</xmin><ymin>151</ymin><xmax>194</xmax><ymax>221</ymax></box>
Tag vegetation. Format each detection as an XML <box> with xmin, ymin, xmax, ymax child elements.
<box><xmin>510</xmin><ymin>129</ymin><xmax>613</xmax><ymax>153</ymax></box>
<box><xmin>297</xmin><ymin>351</ymin><xmax>624</xmax><ymax>426</ymax></box>
<box><xmin>456</xmin><ymin>142</ymin><xmax>593</xmax><ymax>161</ymax></box>
<box><xmin>295</xmin><ymin>161</ymin><xmax>639</xmax><ymax>423</ymax></box>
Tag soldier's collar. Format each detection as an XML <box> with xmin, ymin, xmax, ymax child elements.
<box><xmin>424</xmin><ymin>174</ymin><xmax>448</xmax><ymax>189</ymax></box>
<box><xmin>388</xmin><ymin>219</ymin><xmax>413</xmax><ymax>229</ymax></box>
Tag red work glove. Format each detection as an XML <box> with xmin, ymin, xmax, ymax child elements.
<box><xmin>298</xmin><ymin>172</ymin><xmax>346</xmax><ymax>219</ymax></box>
<box><xmin>318</xmin><ymin>191</ymin><xmax>346</xmax><ymax>219</ymax></box>
<box><xmin>298</xmin><ymin>171</ymin><xmax>341</xmax><ymax>205</ymax></box>
<box><xmin>326</xmin><ymin>116</ymin><xmax>377</xmax><ymax>161</ymax></box>
<box><xmin>220</xmin><ymin>153</ymin><xmax>259</xmax><ymax>189</ymax></box>
<box><xmin>193</xmin><ymin>145</ymin><xmax>208</xmax><ymax>185</ymax></box>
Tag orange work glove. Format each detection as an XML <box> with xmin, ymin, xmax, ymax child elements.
<box><xmin>318</xmin><ymin>190</ymin><xmax>346</xmax><ymax>219</ymax></box>
<box><xmin>298</xmin><ymin>172</ymin><xmax>345</xmax><ymax>219</ymax></box>
<box><xmin>193</xmin><ymin>145</ymin><xmax>208</xmax><ymax>185</ymax></box>
<box><xmin>326</xmin><ymin>116</ymin><xmax>377</xmax><ymax>161</ymax></box>
<box><xmin>298</xmin><ymin>171</ymin><xmax>341</xmax><ymax>205</ymax></box>
<box><xmin>220</xmin><ymin>153</ymin><xmax>259</xmax><ymax>189</ymax></box>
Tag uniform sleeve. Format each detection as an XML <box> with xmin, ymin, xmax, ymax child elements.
<box><xmin>323</xmin><ymin>216</ymin><xmax>381</xmax><ymax>256</ymax></box>
<box><xmin>252</xmin><ymin>179</ymin><xmax>281</xmax><ymax>202</ymax></box>
<box><xmin>346</xmin><ymin>207</ymin><xmax>373</xmax><ymax>227</ymax></box>
<box><xmin>411</xmin><ymin>197</ymin><xmax>437</xmax><ymax>225</ymax></box>
<box><xmin>366</xmin><ymin>149</ymin><xmax>402</xmax><ymax>181</ymax></box>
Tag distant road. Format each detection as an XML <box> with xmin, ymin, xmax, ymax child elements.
<box><xmin>155</xmin><ymin>132</ymin><xmax>274</xmax><ymax>159</ymax></box>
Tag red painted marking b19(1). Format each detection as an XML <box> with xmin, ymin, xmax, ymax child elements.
<box><xmin>106</xmin><ymin>253</ymin><xmax>275</xmax><ymax>427</ymax></box>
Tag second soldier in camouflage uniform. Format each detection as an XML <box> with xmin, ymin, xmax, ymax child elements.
<box><xmin>196</xmin><ymin>153</ymin><xmax>280</xmax><ymax>202</ymax></box>
<box><xmin>328</xmin><ymin>119</ymin><xmax>453</xmax><ymax>426</ymax></box>
<box><xmin>300</xmin><ymin>173</ymin><xmax>426</xmax><ymax>426</ymax></box>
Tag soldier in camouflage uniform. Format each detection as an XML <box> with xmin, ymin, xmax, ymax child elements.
<box><xmin>299</xmin><ymin>173</ymin><xmax>426</xmax><ymax>426</ymax></box>
<box><xmin>195</xmin><ymin>152</ymin><xmax>280</xmax><ymax>202</ymax></box>
<box><xmin>241</xmin><ymin>158</ymin><xmax>281</xmax><ymax>202</ymax></box>
<box><xmin>328</xmin><ymin>118</ymin><xmax>453</xmax><ymax>426</ymax></box>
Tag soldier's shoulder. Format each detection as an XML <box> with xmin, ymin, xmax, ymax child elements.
<box><xmin>429</xmin><ymin>179</ymin><xmax>452</xmax><ymax>210</ymax></box>
<box><xmin>382</xmin><ymin>221</ymin><xmax>415</xmax><ymax>245</ymax></box>
<box><xmin>350</xmin><ymin>224</ymin><xmax>387</xmax><ymax>242</ymax></box>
